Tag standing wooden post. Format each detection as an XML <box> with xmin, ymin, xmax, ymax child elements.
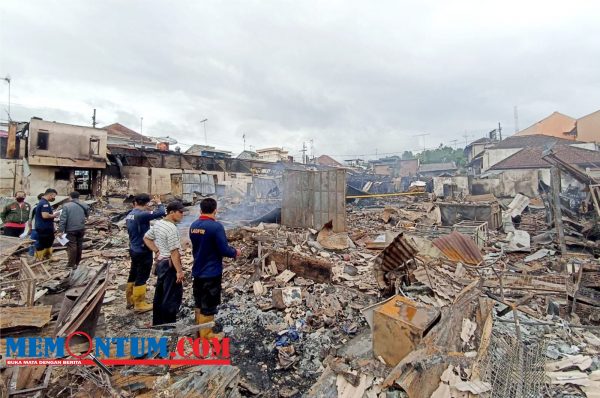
<box><xmin>551</xmin><ymin>167</ymin><xmax>567</xmax><ymax>257</ymax></box>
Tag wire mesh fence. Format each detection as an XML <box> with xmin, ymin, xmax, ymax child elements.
<box><xmin>479</xmin><ymin>332</ymin><xmax>548</xmax><ymax>398</ymax></box>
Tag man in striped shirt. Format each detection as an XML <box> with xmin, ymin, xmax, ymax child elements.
<box><xmin>143</xmin><ymin>201</ymin><xmax>185</xmax><ymax>326</ymax></box>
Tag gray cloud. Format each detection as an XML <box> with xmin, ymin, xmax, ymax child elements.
<box><xmin>1</xmin><ymin>0</ymin><xmax>599</xmax><ymax>161</ymax></box>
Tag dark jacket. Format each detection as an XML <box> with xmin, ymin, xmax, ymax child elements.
<box><xmin>1</xmin><ymin>201</ymin><xmax>31</xmax><ymax>225</ymax></box>
<box><xmin>34</xmin><ymin>198</ymin><xmax>55</xmax><ymax>233</ymax></box>
<box><xmin>126</xmin><ymin>204</ymin><xmax>166</xmax><ymax>253</ymax></box>
<box><xmin>190</xmin><ymin>215</ymin><xmax>237</xmax><ymax>278</ymax></box>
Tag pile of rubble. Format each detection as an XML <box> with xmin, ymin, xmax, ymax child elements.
<box><xmin>1</xmin><ymin>192</ymin><xmax>599</xmax><ymax>397</ymax></box>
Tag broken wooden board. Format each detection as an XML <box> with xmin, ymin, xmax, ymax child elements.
<box><xmin>54</xmin><ymin>264</ymin><xmax>108</xmax><ymax>336</ymax></box>
<box><xmin>268</xmin><ymin>250</ymin><xmax>332</xmax><ymax>283</ymax></box>
<box><xmin>166</xmin><ymin>365</ymin><xmax>240</xmax><ymax>397</ymax></box>
<box><xmin>7</xmin><ymin>366</ymin><xmax>52</xmax><ymax>396</ymax></box>
<box><xmin>0</xmin><ymin>305</ymin><xmax>52</xmax><ymax>333</ymax></box>
<box><xmin>0</xmin><ymin>235</ymin><xmax>32</xmax><ymax>266</ymax></box>
<box><xmin>275</xmin><ymin>269</ymin><xmax>296</xmax><ymax>284</ymax></box>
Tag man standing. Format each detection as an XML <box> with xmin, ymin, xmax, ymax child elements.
<box><xmin>189</xmin><ymin>198</ymin><xmax>240</xmax><ymax>339</ymax></box>
<box><xmin>125</xmin><ymin>194</ymin><xmax>165</xmax><ymax>313</ymax></box>
<box><xmin>58</xmin><ymin>191</ymin><xmax>89</xmax><ymax>269</ymax></box>
<box><xmin>34</xmin><ymin>188</ymin><xmax>59</xmax><ymax>261</ymax></box>
<box><xmin>143</xmin><ymin>201</ymin><xmax>185</xmax><ymax>326</ymax></box>
<box><xmin>1</xmin><ymin>191</ymin><xmax>31</xmax><ymax>237</ymax></box>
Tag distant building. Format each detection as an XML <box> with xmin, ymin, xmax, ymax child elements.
<box><xmin>418</xmin><ymin>162</ymin><xmax>458</xmax><ymax>177</ymax></box>
<box><xmin>480</xmin><ymin>134</ymin><xmax>594</xmax><ymax>172</ymax></box>
<box><xmin>104</xmin><ymin>123</ymin><xmax>155</xmax><ymax>147</ymax></box>
<box><xmin>571</xmin><ymin>109</ymin><xmax>600</xmax><ymax>143</ymax></box>
<box><xmin>344</xmin><ymin>158</ymin><xmax>365</xmax><ymax>168</ymax></box>
<box><xmin>256</xmin><ymin>147</ymin><xmax>289</xmax><ymax>162</ymax></box>
<box><xmin>237</xmin><ymin>150</ymin><xmax>260</xmax><ymax>160</ymax></box>
<box><xmin>185</xmin><ymin>144</ymin><xmax>232</xmax><ymax>159</ymax></box>
<box><xmin>397</xmin><ymin>159</ymin><xmax>419</xmax><ymax>177</ymax></box>
<box><xmin>370</xmin><ymin>156</ymin><xmax>400</xmax><ymax>176</ymax></box>
<box><xmin>514</xmin><ymin>111</ymin><xmax>577</xmax><ymax>140</ymax></box>
<box><xmin>316</xmin><ymin>155</ymin><xmax>343</xmax><ymax>167</ymax></box>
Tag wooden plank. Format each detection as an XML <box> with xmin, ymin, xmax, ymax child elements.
<box><xmin>0</xmin><ymin>305</ymin><xmax>52</xmax><ymax>332</ymax></box>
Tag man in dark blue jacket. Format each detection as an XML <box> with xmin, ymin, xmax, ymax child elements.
<box><xmin>34</xmin><ymin>188</ymin><xmax>59</xmax><ymax>261</ymax></box>
<box><xmin>125</xmin><ymin>193</ymin><xmax>165</xmax><ymax>312</ymax></box>
<box><xmin>189</xmin><ymin>198</ymin><xmax>240</xmax><ymax>339</ymax></box>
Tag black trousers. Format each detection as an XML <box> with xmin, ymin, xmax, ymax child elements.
<box><xmin>3</xmin><ymin>226</ymin><xmax>25</xmax><ymax>237</ymax></box>
<box><xmin>128</xmin><ymin>250</ymin><xmax>153</xmax><ymax>286</ymax></box>
<box><xmin>193</xmin><ymin>275</ymin><xmax>222</xmax><ymax>316</ymax></box>
<box><xmin>153</xmin><ymin>259</ymin><xmax>183</xmax><ymax>326</ymax></box>
<box><xmin>36</xmin><ymin>230</ymin><xmax>55</xmax><ymax>250</ymax></box>
<box><xmin>66</xmin><ymin>229</ymin><xmax>85</xmax><ymax>268</ymax></box>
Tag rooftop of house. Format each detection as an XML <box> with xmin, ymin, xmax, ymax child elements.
<box><xmin>256</xmin><ymin>147</ymin><xmax>287</xmax><ymax>153</ymax></box>
<box><xmin>418</xmin><ymin>162</ymin><xmax>458</xmax><ymax>173</ymax></box>
<box><xmin>490</xmin><ymin>145</ymin><xmax>600</xmax><ymax>170</ymax></box>
<box><xmin>103</xmin><ymin>123</ymin><xmax>154</xmax><ymax>143</ymax></box>
<box><xmin>237</xmin><ymin>150</ymin><xmax>259</xmax><ymax>159</ymax></box>
<box><xmin>185</xmin><ymin>144</ymin><xmax>232</xmax><ymax>155</ymax></box>
<box><xmin>316</xmin><ymin>154</ymin><xmax>343</xmax><ymax>167</ymax></box>
<box><xmin>489</xmin><ymin>134</ymin><xmax>582</xmax><ymax>149</ymax></box>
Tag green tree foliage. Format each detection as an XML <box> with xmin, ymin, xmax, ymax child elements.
<box><xmin>417</xmin><ymin>145</ymin><xmax>466</xmax><ymax>167</ymax></box>
<box><xmin>401</xmin><ymin>150</ymin><xmax>415</xmax><ymax>160</ymax></box>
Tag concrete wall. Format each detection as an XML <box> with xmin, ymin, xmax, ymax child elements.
<box><xmin>28</xmin><ymin>119</ymin><xmax>107</xmax><ymax>168</ymax></box>
<box><xmin>433</xmin><ymin>176</ymin><xmax>469</xmax><ymax>197</ymax></box>
<box><xmin>577</xmin><ymin>110</ymin><xmax>600</xmax><ymax>143</ymax></box>
<box><xmin>106</xmin><ymin>166</ymin><xmax>253</xmax><ymax>197</ymax></box>
<box><xmin>482</xmin><ymin>148</ymin><xmax>521</xmax><ymax>171</ymax></box>
<box><xmin>28</xmin><ymin>166</ymin><xmax>73</xmax><ymax>196</ymax></box>
<box><xmin>0</xmin><ymin>159</ymin><xmax>24</xmax><ymax>196</ymax></box>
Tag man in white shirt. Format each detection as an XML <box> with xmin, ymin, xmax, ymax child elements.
<box><xmin>143</xmin><ymin>201</ymin><xmax>185</xmax><ymax>326</ymax></box>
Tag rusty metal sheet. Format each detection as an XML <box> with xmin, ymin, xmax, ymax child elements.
<box><xmin>373</xmin><ymin>233</ymin><xmax>419</xmax><ymax>289</ymax></box>
<box><xmin>432</xmin><ymin>231</ymin><xmax>483</xmax><ymax>265</ymax></box>
<box><xmin>0</xmin><ymin>305</ymin><xmax>52</xmax><ymax>332</ymax></box>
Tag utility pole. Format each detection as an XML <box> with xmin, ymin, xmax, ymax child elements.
<box><xmin>243</xmin><ymin>133</ymin><xmax>246</xmax><ymax>151</ymax></box>
<box><xmin>92</xmin><ymin>109</ymin><xmax>97</xmax><ymax>128</ymax></box>
<box><xmin>200</xmin><ymin>118</ymin><xmax>208</xmax><ymax>145</ymax></box>
<box><xmin>140</xmin><ymin>117</ymin><xmax>143</xmax><ymax>147</ymax></box>
<box><xmin>550</xmin><ymin>167</ymin><xmax>567</xmax><ymax>257</ymax></box>
<box><xmin>414</xmin><ymin>133</ymin><xmax>429</xmax><ymax>152</ymax></box>
<box><xmin>462</xmin><ymin>132</ymin><xmax>471</xmax><ymax>147</ymax></box>
<box><xmin>498</xmin><ymin>122</ymin><xmax>502</xmax><ymax>141</ymax></box>
<box><xmin>513</xmin><ymin>106</ymin><xmax>519</xmax><ymax>133</ymax></box>
<box><xmin>2</xmin><ymin>76</ymin><xmax>10</xmax><ymax>121</ymax></box>
<box><xmin>310</xmin><ymin>139</ymin><xmax>314</xmax><ymax>162</ymax></box>
<box><xmin>300</xmin><ymin>142</ymin><xmax>307</xmax><ymax>164</ymax></box>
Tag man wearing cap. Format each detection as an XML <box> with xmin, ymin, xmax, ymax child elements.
<box><xmin>34</xmin><ymin>188</ymin><xmax>60</xmax><ymax>261</ymax></box>
<box><xmin>58</xmin><ymin>191</ymin><xmax>89</xmax><ymax>269</ymax></box>
<box><xmin>125</xmin><ymin>194</ymin><xmax>165</xmax><ymax>313</ymax></box>
<box><xmin>143</xmin><ymin>201</ymin><xmax>185</xmax><ymax>326</ymax></box>
<box><xmin>1</xmin><ymin>191</ymin><xmax>31</xmax><ymax>237</ymax></box>
<box><xmin>189</xmin><ymin>198</ymin><xmax>240</xmax><ymax>339</ymax></box>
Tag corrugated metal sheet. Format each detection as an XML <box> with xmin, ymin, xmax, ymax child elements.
<box><xmin>373</xmin><ymin>233</ymin><xmax>419</xmax><ymax>289</ymax></box>
<box><xmin>282</xmin><ymin>169</ymin><xmax>346</xmax><ymax>232</ymax></box>
<box><xmin>379</xmin><ymin>233</ymin><xmax>419</xmax><ymax>270</ymax></box>
<box><xmin>432</xmin><ymin>231</ymin><xmax>483</xmax><ymax>265</ymax></box>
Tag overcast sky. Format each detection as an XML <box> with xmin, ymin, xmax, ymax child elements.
<box><xmin>1</xmin><ymin>1</ymin><xmax>599</xmax><ymax>160</ymax></box>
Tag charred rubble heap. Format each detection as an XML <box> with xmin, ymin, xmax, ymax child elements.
<box><xmin>1</xmin><ymin>185</ymin><xmax>600</xmax><ymax>397</ymax></box>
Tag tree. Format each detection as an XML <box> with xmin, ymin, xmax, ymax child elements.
<box><xmin>417</xmin><ymin>146</ymin><xmax>466</xmax><ymax>167</ymax></box>
<box><xmin>401</xmin><ymin>150</ymin><xmax>415</xmax><ymax>160</ymax></box>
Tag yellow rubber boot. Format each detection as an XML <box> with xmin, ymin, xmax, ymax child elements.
<box><xmin>197</xmin><ymin>312</ymin><xmax>224</xmax><ymax>340</ymax></box>
<box><xmin>132</xmin><ymin>285</ymin><xmax>153</xmax><ymax>313</ymax></box>
<box><xmin>35</xmin><ymin>249</ymin><xmax>45</xmax><ymax>261</ymax></box>
<box><xmin>126</xmin><ymin>283</ymin><xmax>134</xmax><ymax>309</ymax></box>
